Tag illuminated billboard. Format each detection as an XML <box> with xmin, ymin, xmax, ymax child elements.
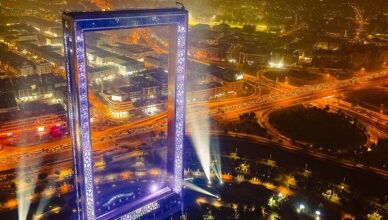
<box><xmin>63</xmin><ymin>8</ymin><xmax>187</xmax><ymax>220</ymax></box>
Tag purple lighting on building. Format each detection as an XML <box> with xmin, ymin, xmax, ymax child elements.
<box><xmin>63</xmin><ymin>8</ymin><xmax>188</xmax><ymax>220</ymax></box>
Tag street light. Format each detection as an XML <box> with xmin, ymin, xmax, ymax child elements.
<box><xmin>297</xmin><ymin>203</ymin><xmax>305</xmax><ymax>213</ymax></box>
<box><xmin>315</xmin><ymin>210</ymin><xmax>321</xmax><ymax>220</ymax></box>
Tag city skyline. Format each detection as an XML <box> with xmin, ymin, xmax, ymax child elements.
<box><xmin>0</xmin><ymin>0</ymin><xmax>387</xmax><ymax>219</ymax></box>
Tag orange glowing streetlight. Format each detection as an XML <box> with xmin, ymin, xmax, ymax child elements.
<box><xmin>59</xmin><ymin>183</ymin><xmax>71</xmax><ymax>194</ymax></box>
<box><xmin>120</xmin><ymin>171</ymin><xmax>132</xmax><ymax>180</ymax></box>
<box><xmin>5</xmin><ymin>199</ymin><xmax>18</xmax><ymax>209</ymax></box>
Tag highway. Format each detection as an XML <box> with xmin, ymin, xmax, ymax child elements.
<box><xmin>0</xmin><ymin>66</ymin><xmax>387</xmax><ymax>189</ymax></box>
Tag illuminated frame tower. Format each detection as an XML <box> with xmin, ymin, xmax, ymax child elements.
<box><xmin>62</xmin><ymin>8</ymin><xmax>188</xmax><ymax>220</ymax></box>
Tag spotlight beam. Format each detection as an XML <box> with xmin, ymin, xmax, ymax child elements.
<box><xmin>189</xmin><ymin>114</ymin><xmax>211</xmax><ymax>181</ymax></box>
<box><xmin>17</xmin><ymin>158</ymin><xmax>42</xmax><ymax>220</ymax></box>
<box><xmin>183</xmin><ymin>181</ymin><xmax>218</xmax><ymax>198</ymax></box>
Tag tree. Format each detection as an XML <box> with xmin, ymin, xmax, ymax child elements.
<box><xmin>249</xmin><ymin>112</ymin><xmax>257</xmax><ymax>120</ymax></box>
<box><xmin>38</xmin><ymin>172</ymin><xmax>48</xmax><ymax>180</ymax></box>
<box><xmin>0</xmin><ymin>194</ymin><xmax>7</xmax><ymax>205</ymax></box>
<box><xmin>243</xmin><ymin>24</ymin><xmax>255</xmax><ymax>33</ymax></box>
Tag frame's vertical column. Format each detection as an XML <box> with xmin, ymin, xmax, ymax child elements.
<box><xmin>62</xmin><ymin>15</ymin><xmax>82</xmax><ymax>220</ymax></box>
<box><xmin>63</xmin><ymin>17</ymin><xmax>96</xmax><ymax>220</ymax></box>
<box><xmin>74</xmin><ymin>25</ymin><xmax>96</xmax><ymax>220</ymax></box>
<box><xmin>167</xmin><ymin>24</ymin><xmax>177</xmax><ymax>185</ymax></box>
<box><xmin>173</xmin><ymin>15</ymin><xmax>188</xmax><ymax>193</ymax></box>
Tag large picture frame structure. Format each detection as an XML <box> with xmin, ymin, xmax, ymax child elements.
<box><xmin>62</xmin><ymin>8</ymin><xmax>188</xmax><ymax>220</ymax></box>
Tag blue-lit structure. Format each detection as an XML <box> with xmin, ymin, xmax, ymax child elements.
<box><xmin>62</xmin><ymin>8</ymin><xmax>188</xmax><ymax>220</ymax></box>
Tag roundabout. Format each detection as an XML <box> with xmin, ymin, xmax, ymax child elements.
<box><xmin>267</xmin><ymin>105</ymin><xmax>367</xmax><ymax>151</ymax></box>
<box><xmin>263</xmin><ymin>69</ymin><xmax>325</xmax><ymax>87</ymax></box>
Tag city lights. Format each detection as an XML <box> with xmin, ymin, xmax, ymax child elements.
<box><xmin>296</xmin><ymin>203</ymin><xmax>306</xmax><ymax>213</ymax></box>
<box><xmin>111</xmin><ymin>95</ymin><xmax>122</xmax><ymax>102</ymax></box>
<box><xmin>0</xmin><ymin>1</ymin><xmax>387</xmax><ymax>220</ymax></box>
<box><xmin>228</xmin><ymin>58</ymin><xmax>236</xmax><ymax>63</ymax></box>
<box><xmin>144</xmin><ymin>105</ymin><xmax>159</xmax><ymax>115</ymax></box>
<box><xmin>235</xmin><ymin>73</ymin><xmax>244</xmax><ymax>80</ymax></box>
<box><xmin>111</xmin><ymin>111</ymin><xmax>128</xmax><ymax>118</ymax></box>
<box><xmin>268</xmin><ymin>62</ymin><xmax>284</xmax><ymax>69</ymax></box>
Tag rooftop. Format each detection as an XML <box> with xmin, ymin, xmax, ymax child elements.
<box><xmin>0</xmin><ymin>102</ymin><xmax>65</xmax><ymax>123</ymax></box>
<box><xmin>114</xmin><ymin>43</ymin><xmax>153</xmax><ymax>54</ymax></box>
<box><xmin>0</xmin><ymin>92</ymin><xmax>17</xmax><ymax>109</ymax></box>
<box><xmin>144</xmin><ymin>68</ymin><xmax>168</xmax><ymax>84</ymax></box>
<box><xmin>88</xmin><ymin>65</ymin><xmax>118</xmax><ymax>73</ymax></box>
<box><xmin>0</xmin><ymin>48</ymin><xmax>34</xmax><ymax>69</ymax></box>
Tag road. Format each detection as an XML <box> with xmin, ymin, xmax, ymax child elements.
<box><xmin>0</xmin><ymin>67</ymin><xmax>387</xmax><ymax>179</ymax></box>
